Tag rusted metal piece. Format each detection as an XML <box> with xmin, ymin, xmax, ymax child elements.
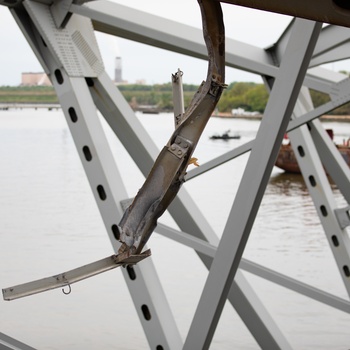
<box><xmin>220</xmin><ymin>0</ymin><xmax>350</xmax><ymax>28</ymax></box>
<box><xmin>117</xmin><ymin>0</ymin><xmax>226</xmax><ymax>254</ymax></box>
<box><xmin>172</xmin><ymin>68</ymin><xmax>185</xmax><ymax>128</ymax></box>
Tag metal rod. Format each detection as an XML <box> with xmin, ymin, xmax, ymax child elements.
<box><xmin>172</xmin><ymin>68</ymin><xmax>185</xmax><ymax>128</ymax></box>
<box><xmin>3</xmin><ymin>250</ymin><xmax>151</xmax><ymax>301</ymax></box>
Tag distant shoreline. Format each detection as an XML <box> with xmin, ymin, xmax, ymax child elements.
<box><xmin>1</xmin><ymin>103</ymin><xmax>350</xmax><ymax>123</ymax></box>
<box><xmin>211</xmin><ymin>112</ymin><xmax>350</xmax><ymax>122</ymax></box>
<box><xmin>0</xmin><ymin>103</ymin><xmax>61</xmax><ymax>110</ymax></box>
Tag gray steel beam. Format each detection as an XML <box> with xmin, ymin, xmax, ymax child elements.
<box><xmin>312</xmin><ymin>25</ymin><xmax>350</xmax><ymax>64</ymax></box>
<box><xmin>184</xmin><ymin>19</ymin><xmax>322</xmax><ymax>350</ymax></box>
<box><xmin>272</xmin><ymin>21</ymin><xmax>350</xmax><ymax>68</ymax></box>
<box><xmin>232</xmin><ymin>271</ymin><xmax>292</xmax><ymax>350</ymax></box>
<box><xmin>267</xmin><ymin>14</ymin><xmax>350</xmax><ymax>298</ymax></box>
<box><xmin>265</xmin><ymin>15</ymin><xmax>350</xmax><ymax>297</ymax></box>
<box><xmin>287</xmin><ymin>88</ymin><xmax>350</xmax><ymax>297</ymax></box>
<box><xmin>157</xmin><ymin>223</ymin><xmax>350</xmax><ymax>313</ymax></box>
<box><xmin>71</xmin><ymin>1</ymin><xmax>279</xmax><ymax>77</ymax></box>
<box><xmin>312</xmin><ymin>41</ymin><xmax>350</xmax><ymax>66</ymax></box>
<box><xmin>304</xmin><ymin>67</ymin><xmax>348</xmax><ymax>94</ymax></box>
<box><xmin>18</xmin><ymin>2</ymin><xmax>183</xmax><ymax>348</ymax></box>
<box><xmin>10</xmin><ymin>4</ymin><xmax>50</xmax><ymax>74</ymax></box>
<box><xmin>6</xmin><ymin>0</ymin><xmax>350</xmax><ymax>87</ymax></box>
<box><xmin>71</xmin><ymin>2</ymin><xmax>350</xmax><ymax>101</ymax></box>
<box><xmin>72</xmin><ymin>0</ymin><xmax>350</xmax><ymax>97</ymax></box>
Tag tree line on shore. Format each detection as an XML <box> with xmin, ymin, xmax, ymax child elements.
<box><xmin>1</xmin><ymin>81</ymin><xmax>350</xmax><ymax>115</ymax></box>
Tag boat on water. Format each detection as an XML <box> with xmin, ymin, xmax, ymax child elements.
<box><xmin>210</xmin><ymin>130</ymin><xmax>241</xmax><ymax>140</ymax></box>
<box><xmin>275</xmin><ymin>131</ymin><xmax>350</xmax><ymax>173</ymax></box>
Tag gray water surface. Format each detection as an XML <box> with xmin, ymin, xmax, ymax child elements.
<box><xmin>1</xmin><ymin>109</ymin><xmax>349</xmax><ymax>349</ymax></box>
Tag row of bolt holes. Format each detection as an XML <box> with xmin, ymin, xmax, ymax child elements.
<box><xmin>297</xmin><ymin>144</ymin><xmax>350</xmax><ymax>278</ymax></box>
<box><xmin>56</xmin><ymin>69</ymin><xmax>164</xmax><ymax>350</ymax></box>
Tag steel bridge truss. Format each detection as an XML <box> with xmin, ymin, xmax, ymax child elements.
<box><xmin>1</xmin><ymin>0</ymin><xmax>350</xmax><ymax>349</ymax></box>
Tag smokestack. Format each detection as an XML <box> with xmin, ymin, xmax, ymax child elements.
<box><xmin>114</xmin><ymin>56</ymin><xmax>122</xmax><ymax>83</ymax></box>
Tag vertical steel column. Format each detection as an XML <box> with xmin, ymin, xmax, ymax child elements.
<box><xmin>310</xmin><ymin>119</ymin><xmax>350</xmax><ymax>202</ymax></box>
<box><xmin>287</xmin><ymin>87</ymin><xmax>350</xmax><ymax>296</ymax></box>
<box><xmin>184</xmin><ymin>19</ymin><xmax>322</xmax><ymax>350</ymax></box>
<box><xmin>16</xmin><ymin>2</ymin><xmax>183</xmax><ymax>349</ymax></box>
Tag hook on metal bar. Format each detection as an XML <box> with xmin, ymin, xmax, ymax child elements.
<box><xmin>62</xmin><ymin>283</ymin><xmax>71</xmax><ymax>295</ymax></box>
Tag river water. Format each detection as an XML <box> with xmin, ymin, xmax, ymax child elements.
<box><xmin>0</xmin><ymin>109</ymin><xmax>350</xmax><ymax>349</ymax></box>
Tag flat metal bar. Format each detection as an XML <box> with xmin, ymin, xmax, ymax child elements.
<box><xmin>157</xmin><ymin>223</ymin><xmax>350</xmax><ymax>313</ymax></box>
<box><xmin>0</xmin><ymin>332</ymin><xmax>36</xmax><ymax>350</ymax></box>
<box><xmin>172</xmin><ymin>68</ymin><xmax>185</xmax><ymax>128</ymax></box>
<box><xmin>311</xmin><ymin>25</ymin><xmax>350</xmax><ymax>65</ymax></box>
<box><xmin>186</xmin><ymin>140</ymin><xmax>253</xmax><ymax>180</ymax></box>
<box><xmin>241</xmin><ymin>258</ymin><xmax>350</xmax><ymax>313</ymax></box>
<box><xmin>2</xmin><ymin>250</ymin><xmax>151</xmax><ymax>301</ymax></box>
<box><xmin>305</xmin><ymin>66</ymin><xmax>348</xmax><ymax>93</ymax></box>
<box><xmin>312</xmin><ymin>42</ymin><xmax>350</xmax><ymax>66</ymax></box>
<box><xmin>184</xmin><ymin>19</ymin><xmax>322</xmax><ymax>350</ymax></box>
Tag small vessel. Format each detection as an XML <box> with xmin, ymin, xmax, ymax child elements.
<box><xmin>275</xmin><ymin>130</ymin><xmax>350</xmax><ymax>173</ymax></box>
<box><xmin>210</xmin><ymin>130</ymin><xmax>241</xmax><ymax>140</ymax></box>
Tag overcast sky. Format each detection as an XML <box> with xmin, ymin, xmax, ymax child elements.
<box><xmin>0</xmin><ymin>1</ymin><xmax>347</xmax><ymax>86</ymax></box>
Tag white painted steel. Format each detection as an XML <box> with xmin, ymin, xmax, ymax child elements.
<box><xmin>1</xmin><ymin>0</ymin><xmax>350</xmax><ymax>349</ymax></box>
<box><xmin>184</xmin><ymin>19</ymin><xmax>322</xmax><ymax>350</ymax></box>
<box><xmin>18</xmin><ymin>2</ymin><xmax>183</xmax><ymax>348</ymax></box>
<box><xmin>288</xmin><ymin>88</ymin><xmax>350</xmax><ymax>297</ymax></box>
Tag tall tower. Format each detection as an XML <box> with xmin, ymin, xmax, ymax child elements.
<box><xmin>114</xmin><ymin>56</ymin><xmax>122</xmax><ymax>83</ymax></box>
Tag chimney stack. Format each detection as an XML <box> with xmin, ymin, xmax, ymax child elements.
<box><xmin>114</xmin><ymin>56</ymin><xmax>122</xmax><ymax>83</ymax></box>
